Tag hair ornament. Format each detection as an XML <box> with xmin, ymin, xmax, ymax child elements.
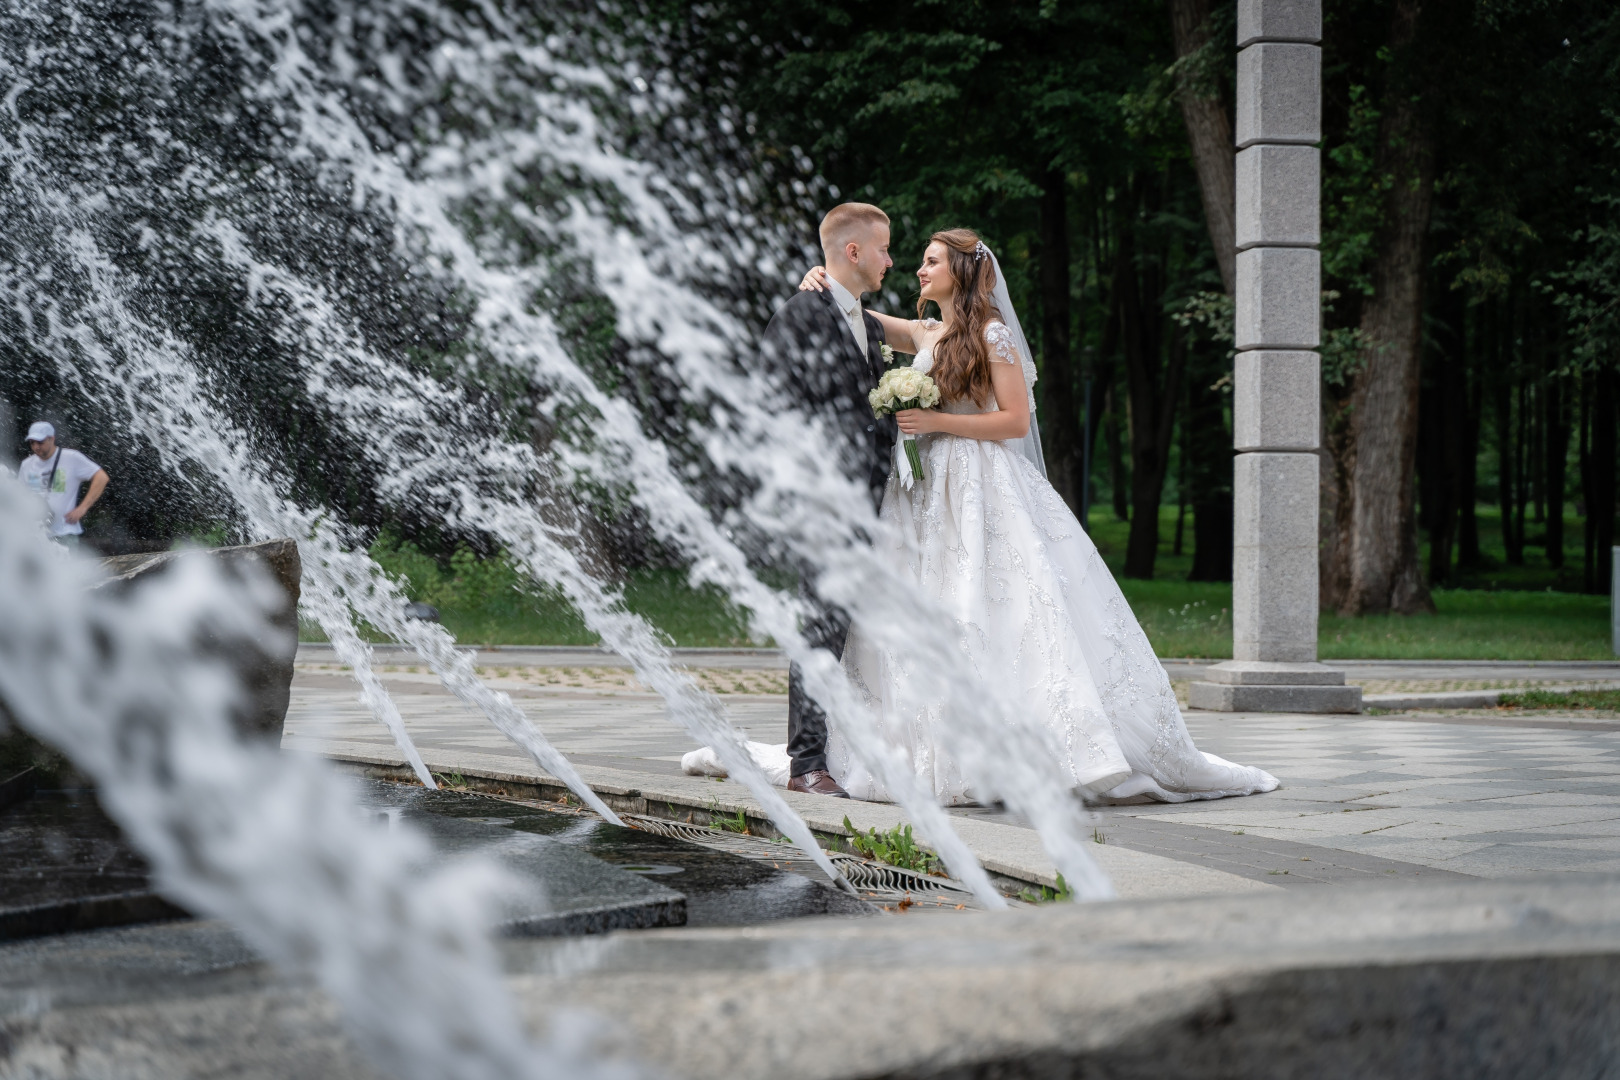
<box><xmin>973</xmin><ymin>240</ymin><xmax>990</xmax><ymax>262</ymax></box>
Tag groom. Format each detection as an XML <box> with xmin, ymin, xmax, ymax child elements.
<box><xmin>761</xmin><ymin>202</ymin><xmax>896</xmax><ymax>798</ymax></box>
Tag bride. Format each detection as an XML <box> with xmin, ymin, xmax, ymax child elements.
<box><xmin>687</xmin><ymin>228</ymin><xmax>1277</xmax><ymax>805</ymax></box>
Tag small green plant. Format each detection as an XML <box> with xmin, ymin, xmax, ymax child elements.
<box><xmin>433</xmin><ymin>771</ymin><xmax>468</xmax><ymax>790</ymax></box>
<box><xmin>842</xmin><ymin>816</ymin><xmax>944</xmax><ymax>875</ymax></box>
<box><xmin>709</xmin><ymin>807</ymin><xmax>751</xmax><ymax>834</ymax></box>
<box><xmin>1018</xmin><ymin>873</ymin><xmax>1074</xmax><ymax>904</ymax></box>
<box><xmin>1498</xmin><ymin>688</ymin><xmax>1620</xmax><ymax>711</ymax></box>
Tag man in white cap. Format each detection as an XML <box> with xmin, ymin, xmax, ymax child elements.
<box><xmin>17</xmin><ymin>422</ymin><xmax>109</xmax><ymax>545</ymax></box>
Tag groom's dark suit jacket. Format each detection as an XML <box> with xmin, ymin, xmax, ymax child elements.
<box><xmin>761</xmin><ymin>289</ymin><xmax>895</xmax><ymax>508</ymax></box>
<box><xmin>761</xmin><ymin>287</ymin><xmax>895</xmax><ymax>778</ymax></box>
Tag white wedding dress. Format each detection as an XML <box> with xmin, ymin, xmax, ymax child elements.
<box><xmin>682</xmin><ymin>252</ymin><xmax>1278</xmax><ymax>806</ymax></box>
<box><xmin>819</xmin><ymin>319</ymin><xmax>1279</xmax><ymax>806</ymax></box>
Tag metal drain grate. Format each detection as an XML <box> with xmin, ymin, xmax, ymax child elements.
<box><xmin>624</xmin><ymin>813</ymin><xmax>985</xmax><ymax>911</ymax></box>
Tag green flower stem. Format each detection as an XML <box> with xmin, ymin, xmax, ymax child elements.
<box><xmin>903</xmin><ymin>435</ymin><xmax>924</xmax><ymax>483</ymax></box>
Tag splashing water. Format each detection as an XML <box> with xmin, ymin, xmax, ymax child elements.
<box><xmin>0</xmin><ymin>476</ymin><xmax>641</xmax><ymax>1080</ymax></box>
<box><xmin>0</xmin><ymin>0</ymin><xmax>1114</xmax><ymax>901</ymax></box>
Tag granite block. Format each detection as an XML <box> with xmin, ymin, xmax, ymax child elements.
<box><xmin>1235</xmin><ymin>247</ymin><xmax>1320</xmax><ymax>349</ymax></box>
<box><xmin>1233</xmin><ymin>451</ymin><xmax>1319</xmax><ymax>550</ymax></box>
<box><xmin>1236</xmin><ymin>43</ymin><xmax>1321</xmax><ymax>147</ymax></box>
<box><xmin>1233</xmin><ymin>452</ymin><xmax>1319</xmax><ymax>663</ymax></box>
<box><xmin>1236</xmin><ymin>144</ymin><xmax>1320</xmax><ymax>249</ymax></box>
<box><xmin>97</xmin><ymin>539</ymin><xmax>302</xmax><ymax>741</ymax></box>
<box><xmin>1187</xmin><ymin>681</ymin><xmax>1363</xmax><ymax>712</ymax></box>
<box><xmin>1201</xmin><ymin>660</ymin><xmax>1345</xmax><ymax>686</ymax></box>
<box><xmin>15</xmin><ymin>877</ymin><xmax>1620</xmax><ymax>1078</ymax></box>
<box><xmin>1237</xmin><ymin>0</ymin><xmax>1322</xmax><ymax>46</ymax></box>
<box><xmin>1234</xmin><ymin>350</ymin><xmax>1320</xmax><ymax>451</ymax></box>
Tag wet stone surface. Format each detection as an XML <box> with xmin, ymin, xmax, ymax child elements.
<box><xmin>0</xmin><ymin>782</ymin><xmax>871</xmax><ymax>1019</ymax></box>
<box><xmin>0</xmin><ymin>788</ymin><xmax>185</xmax><ymax>939</ymax></box>
<box><xmin>366</xmin><ymin>782</ymin><xmax>873</xmax><ymax>928</ymax></box>
<box><xmin>0</xmin><ymin>778</ymin><xmax>868</xmax><ymax>949</ymax></box>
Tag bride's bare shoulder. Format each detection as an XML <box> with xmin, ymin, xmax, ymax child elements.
<box><xmin>909</xmin><ymin>318</ymin><xmax>941</xmax><ymax>351</ymax></box>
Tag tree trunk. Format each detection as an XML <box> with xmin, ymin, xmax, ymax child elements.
<box><xmin>1188</xmin><ymin>339</ymin><xmax>1235</xmax><ymax>581</ymax></box>
<box><xmin>1545</xmin><ymin>370</ymin><xmax>1569</xmax><ymax>569</ymax></box>
<box><xmin>1457</xmin><ymin>317</ymin><xmax>1483</xmax><ymax>569</ymax></box>
<box><xmin>1588</xmin><ymin>366</ymin><xmax>1617</xmax><ymax>595</ymax></box>
<box><xmin>1106</xmin><ymin>385</ymin><xmax>1128</xmax><ymax>521</ymax></box>
<box><xmin>1531</xmin><ymin>378</ymin><xmax>1544</xmax><ymax>525</ymax></box>
<box><xmin>1173</xmin><ymin>409</ymin><xmax>1189</xmax><ymax>557</ymax></box>
<box><xmin>1115</xmin><ymin>191</ymin><xmax>1186</xmax><ymax>578</ymax></box>
<box><xmin>1494</xmin><ymin>315</ymin><xmax>1521</xmax><ymax>564</ymax></box>
<box><xmin>1324</xmin><ymin>0</ymin><xmax>1437</xmax><ymax>615</ymax></box>
<box><xmin>1037</xmin><ymin>171</ymin><xmax>1081</xmax><ymax>512</ymax></box>
<box><xmin>1167</xmin><ymin>0</ymin><xmax>1237</xmax><ymax>585</ymax></box>
<box><xmin>1513</xmin><ymin>374</ymin><xmax>1528</xmax><ymax>562</ymax></box>
<box><xmin>1334</xmin><ymin>93</ymin><xmax>1438</xmax><ymax>608</ymax></box>
<box><xmin>1167</xmin><ymin>0</ymin><xmax>1237</xmax><ymax>295</ymax></box>
<box><xmin>1418</xmin><ymin>325</ymin><xmax>1456</xmax><ymax>587</ymax></box>
<box><xmin>1091</xmin><ymin>259</ymin><xmax>1122</xmax><ymax>525</ymax></box>
<box><xmin>1421</xmin><ymin>278</ymin><xmax>1469</xmax><ymax>586</ymax></box>
<box><xmin>1580</xmin><ymin>372</ymin><xmax>1595</xmax><ymax>589</ymax></box>
<box><xmin>1124</xmin><ymin>328</ymin><xmax>1185</xmax><ymax>578</ymax></box>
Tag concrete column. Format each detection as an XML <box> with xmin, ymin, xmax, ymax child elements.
<box><xmin>1188</xmin><ymin>0</ymin><xmax>1361</xmax><ymax>714</ymax></box>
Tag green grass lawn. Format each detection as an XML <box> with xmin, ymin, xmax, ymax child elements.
<box><xmin>304</xmin><ymin>510</ymin><xmax>1615</xmax><ymax>660</ymax></box>
<box><xmin>1083</xmin><ymin>506</ymin><xmax>1614</xmax><ymax>660</ymax></box>
<box><xmin>301</xmin><ymin>536</ymin><xmax>758</xmax><ymax>648</ymax></box>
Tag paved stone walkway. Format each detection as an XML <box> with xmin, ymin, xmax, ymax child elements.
<box><xmin>285</xmin><ymin>652</ymin><xmax>1620</xmax><ymax>899</ymax></box>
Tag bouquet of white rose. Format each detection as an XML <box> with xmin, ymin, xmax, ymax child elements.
<box><xmin>868</xmin><ymin>363</ymin><xmax>941</xmax><ymax>489</ymax></box>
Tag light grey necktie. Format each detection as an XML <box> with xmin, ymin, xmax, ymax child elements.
<box><xmin>844</xmin><ymin>300</ymin><xmax>868</xmax><ymax>355</ymax></box>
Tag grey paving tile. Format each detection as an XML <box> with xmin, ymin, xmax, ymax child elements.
<box><xmin>285</xmin><ymin>672</ymin><xmax>1620</xmax><ymax>889</ymax></box>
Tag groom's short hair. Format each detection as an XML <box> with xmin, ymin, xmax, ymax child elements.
<box><xmin>819</xmin><ymin>202</ymin><xmax>890</xmax><ymax>254</ymax></box>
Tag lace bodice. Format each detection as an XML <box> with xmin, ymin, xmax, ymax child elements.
<box><xmin>911</xmin><ymin>319</ymin><xmax>1021</xmax><ymax>415</ymax></box>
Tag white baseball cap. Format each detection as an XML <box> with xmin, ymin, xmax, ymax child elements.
<box><xmin>25</xmin><ymin>421</ymin><xmax>54</xmax><ymax>443</ymax></box>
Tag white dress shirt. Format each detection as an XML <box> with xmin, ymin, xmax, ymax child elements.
<box><xmin>825</xmin><ymin>276</ymin><xmax>868</xmax><ymax>355</ymax></box>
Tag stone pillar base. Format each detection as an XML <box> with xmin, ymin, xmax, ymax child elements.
<box><xmin>1186</xmin><ymin>660</ymin><xmax>1362</xmax><ymax>713</ymax></box>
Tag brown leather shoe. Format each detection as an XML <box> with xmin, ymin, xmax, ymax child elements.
<box><xmin>787</xmin><ymin>770</ymin><xmax>851</xmax><ymax>798</ymax></box>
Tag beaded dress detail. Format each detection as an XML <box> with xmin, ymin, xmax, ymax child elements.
<box><xmin>826</xmin><ymin>320</ymin><xmax>1279</xmax><ymax>805</ymax></box>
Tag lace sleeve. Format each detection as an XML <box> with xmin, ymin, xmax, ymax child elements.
<box><xmin>984</xmin><ymin>321</ymin><xmax>1019</xmax><ymax>364</ymax></box>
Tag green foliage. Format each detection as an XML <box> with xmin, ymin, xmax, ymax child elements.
<box><xmin>1321</xmin><ymin>84</ymin><xmax>1388</xmax><ymax>300</ymax></box>
<box><xmin>1550</xmin><ymin>110</ymin><xmax>1620</xmax><ymax>373</ymax></box>
<box><xmin>1173</xmin><ymin>290</ymin><xmax>1234</xmax><ymax>350</ymax></box>
<box><xmin>1317</xmin><ymin>290</ymin><xmax>1376</xmax><ymax>392</ymax></box>
<box><xmin>843</xmin><ymin>815</ymin><xmax>944</xmax><ymax>876</ymax></box>
<box><xmin>1497</xmin><ymin>689</ymin><xmax>1620</xmax><ymax>711</ymax></box>
<box><xmin>1018</xmin><ymin>873</ymin><xmax>1074</xmax><ymax>903</ymax></box>
<box><xmin>709</xmin><ymin>807</ymin><xmax>752</xmax><ymax>834</ymax></box>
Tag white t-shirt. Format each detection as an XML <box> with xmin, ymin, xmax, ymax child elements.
<box><xmin>18</xmin><ymin>448</ymin><xmax>102</xmax><ymax>536</ymax></box>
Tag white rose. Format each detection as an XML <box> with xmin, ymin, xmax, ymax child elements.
<box><xmin>892</xmin><ymin>370</ymin><xmax>924</xmax><ymax>401</ymax></box>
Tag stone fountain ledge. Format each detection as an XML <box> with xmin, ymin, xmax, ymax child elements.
<box><xmin>290</xmin><ymin>746</ymin><xmax>1276</xmax><ymax>903</ymax></box>
<box><xmin>4</xmin><ymin>876</ymin><xmax>1618</xmax><ymax>1078</ymax></box>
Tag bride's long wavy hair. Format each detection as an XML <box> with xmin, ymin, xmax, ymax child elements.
<box><xmin>918</xmin><ymin>228</ymin><xmax>1001</xmax><ymax>406</ymax></box>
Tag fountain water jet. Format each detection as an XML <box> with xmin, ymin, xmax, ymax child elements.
<box><xmin>0</xmin><ymin>0</ymin><xmax>1115</xmax><ymax>901</ymax></box>
<box><xmin>209</xmin><ymin>0</ymin><xmax>1112</xmax><ymax>900</ymax></box>
<box><xmin>0</xmin><ymin>475</ymin><xmax>642</xmax><ymax>1080</ymax></box>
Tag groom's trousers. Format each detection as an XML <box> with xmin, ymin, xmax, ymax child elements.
<box><xmin>786</xmin><ymin>578</ymin><xmax>850</xmax><ymax>778</ymax></box>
